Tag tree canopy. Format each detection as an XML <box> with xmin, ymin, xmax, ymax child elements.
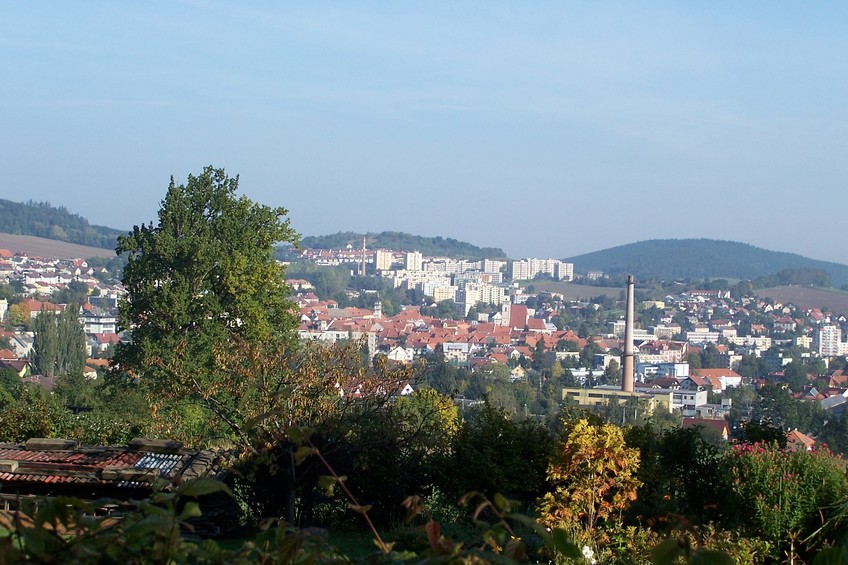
<box><xmin>112</xmin><ymin>167</ymin><xmax>300</xmax><ymax>422</ymax></box>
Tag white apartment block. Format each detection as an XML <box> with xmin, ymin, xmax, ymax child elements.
<box><xmin>404</xmin><ymin>251</ymin><xmax>423</xmax><ymax>271</ymax></box>
<box><xmin>554</xmin><ymin>261</ymin><xmax>574</xmax><ymax>281</ymax></box>
<box><xmin>509</xmin><ymin>258</ymin><xmax>574</xmax><ymax>281</ymax></box>
<box><xmin>455</xmin><ymin>272</ymin><xmax>486</xmax><ymax>287</ymax></box>
<box><xmin>815</xmin><ymin>325</ymin><xmax>843</xmax><ymax>357</ymax></box>
<box><xmin>685</xmin><ymin>331</ymin><xmax>720</xmax><ymax>344</ymax></box>
<box><xmin>375</xmin><ymin>250</ymin><xmax>394</xmax><ymax>271</ymax></box>
<box><xmin>431</xmin><ymin>286</ymin><xmax>458</xmax><ymax>303</ymax></box>
<box><xmin>727</xmin><ymin>335</ymin><xmax>773</xmax><ymax>350</ymax></box>
<box><xmin>482</xmin><ymin>259</ymin><xmax>507</xmax><ymax>274</ymax></box>
<box><xmin>510</xmin><ymin>260</ymin><xmax>532</xmax><ymax>281</ymax></box>
<box><xmin>610</xmin><ymin>320</ymin><xmax>626</xmax><ymax>337</ymax></box>
<box><xmin>455</xmin><ymin>282</ymin><xmax>508</xmax><ymax>316</ymax></box>
<box><xmin>424</xmin><ymin>259</ymin><xmax>461</xmax><ymax>274</ymax></box>
<box><xmin>384</xmin><ymin>271</ymin><xmax>451</xmax><ymax>292</ymax></box>
<box><xmin>478</xmin><ymin>284</ymin><xmax>507</xmax><ymax>305</ymax></box>
<box><xmin>418</xmin><ymin>278</ymin><xmax>456</xmax><ymax>298</ymax></box>
<box><xmin>649</xmin><ymin>325</ymin><xmax>680</xmax><ymax>340</ymax></box>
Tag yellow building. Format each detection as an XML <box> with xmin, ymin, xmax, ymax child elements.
<box><xmin>562</xmin><ymin>386</ymin><xmax>673</xmax><ymax>415</ymax></box>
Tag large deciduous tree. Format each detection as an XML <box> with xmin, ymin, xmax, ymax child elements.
<box><xmin>112</xmin><ymin>167</ymin><xmax>299</xmax><ymax>425</ymax></box>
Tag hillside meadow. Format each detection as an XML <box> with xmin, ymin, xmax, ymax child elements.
<box><xmin>756</xmin><ymin>285</ymin><xmax>848</xmax><ymax>318</ymax></box>
<box><xmin>0</xmin><ymin>233</ymin><xmax>116</xmax><ymax>259</ymax></box>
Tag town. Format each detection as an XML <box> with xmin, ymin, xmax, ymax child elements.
<box><xmin>2</xmin><ymin>183</ymin><xmax>848</xmax><ymax>563</ymax></box>
<box><xmin>2</xmin><ymin>241</ymin><xmax>845</xmax><ymax>454</ymax></box>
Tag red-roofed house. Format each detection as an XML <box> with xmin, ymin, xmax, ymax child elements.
<box><xmin>694</xmin><ymin>369</ymin><xmax>743</xmax><ymax>391</ymax></box>
<box><xmin>786</xmin><ymin>429</ymin><xmax>816</xmax><ymax>451</ymax></box>
<box><xmin>22</xmin><ymin>299</ymin><xmax>64</xmax><ymax>319</ymax></box>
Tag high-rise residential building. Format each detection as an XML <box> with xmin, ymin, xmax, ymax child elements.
<box><xmin>478</xmin><ymin>284</ymin><xmax>507</xmax><ymax>306</ymax></box>
<box><xmin>510</xmin><ymin>258</ymin><xmax>574</xmax><ymax>281</ymax></box>
<box><xmin>482</xmin><ymin>259</ymin><xmax>506</xmax><ymax>274</ymax></box>
<box><xmin>405</xmin><ymin>251</ymin><xmax>423</xmax><ymax>271</ymax></box>
<box><xmin>456</xmin><ymin>285</ymin><xmax>483</xmax><ymax>316</ymax></box>
<box><xmin>554</xmin><ymin>261</ymin><xmax>574</xmax><ymax>281</ymax></box>
<box><xmin>431</xmin><ymin>286</ymin><xmax>457</xmax><ymax>303</ymax></box>
<box><xmin>510</xmin><ymin>260</ymin><xmax>532</xmax><ymax>281</ymax></box>
<box><xmin>815</xmin><ymin>325</ymin><xmax>843</xmax><ymax>357</ymax></box>
<box><xmin>375</xmin><ymin>249</ymin><xmax>394</xmax><ymax>271</ymax></box>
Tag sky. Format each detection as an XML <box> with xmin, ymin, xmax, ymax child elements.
<box><xmin>2</xmin><ymin>2</ymin><xmax>847</xmax><ymax>263</ymax></box>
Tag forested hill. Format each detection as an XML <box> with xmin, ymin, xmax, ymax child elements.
<box><xmin>0</xmin><ymin>199</ymin><xmax>122</xmax><ymax>250</ymax></box>
<box><xmin>565</xmin><ymin>239</ymin><xmax>848</xmax><ymax>287</ymax></box>
<box><xmin>300</xmin><ymin>231</ymin><xmax>507</xmax><ymax>260</ymax></box>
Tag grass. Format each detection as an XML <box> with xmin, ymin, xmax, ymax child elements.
<box><xmin>327</xmin><ymin>528</ymin><xmax>382</xmax><ymax>558</ymax></box>
<box><xmin>757</xmin><ymin>285</ymin><xmax>848</xmax><ymax>317</ymax></box>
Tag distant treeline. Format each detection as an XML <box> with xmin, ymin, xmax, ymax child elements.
<box><xmin>0</xmin><ymin>199</ymin><xmax>122</xmax><ymax>250</ymax></box>
<box><xmin>566</xmin><ymin>238</ymin><xmax>848</xmax><ymax>288</ymax></box>
<box><xmin>299</xmin><ymin>231</ymin><xmax>507</xmax><ymax>260</ymax></box>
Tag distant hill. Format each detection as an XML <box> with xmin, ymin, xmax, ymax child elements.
<box><xmin>300</xmin><ymin>231</ymin><xmax>507</xmax><ymax>260</ymax></box>
<box><xmin>0</xmin><ymin>199</ymin><xmax>122</xmax><ymax>249</ymax></box>
<box><xmin>564</xmin><ymin>239</ymin><xmax>848</xmax><ymax>287</ymax></box>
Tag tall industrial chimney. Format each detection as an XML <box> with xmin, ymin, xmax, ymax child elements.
<box><xmin>361</xmin><ymin>236</ymin><xmax>366</xmax><ymax>277</ymax></box>
<box><xmin>621</xmin><ymin>275</ymin><xmax>635</xmax><ymax>393</ymax></box>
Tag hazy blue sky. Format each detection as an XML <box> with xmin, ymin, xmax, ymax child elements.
<box><xmin>2</xmin><ymin>2</ymin><xmax>847</xmax><ymax>263</ymax></box>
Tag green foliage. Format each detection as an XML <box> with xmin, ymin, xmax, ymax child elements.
<box><xmin>300</xmin><ymin>230</ymin><xmax>507</xmax><ymax>260</ymax></box>
<box><xmin>626</xmin><ymin>425</ymin><xmax>733</xmax><ymax>526</ymax></box>
<box><xmin>729</xmin><ymin>442</ymin><xmax>848</xmax><ymax>558</ymax></box>
<box><xmin>0</xmin><ymin>198</ymin><xmax>124</xmax><ymax>249</ymax></box>
<box><xmin>0</xmin><ymin>387</ymin><xmax>65</xmax><ymax>442</ymax></box>
<box><xmin>752</xmin><ymin>382</ymin><xmax>825</xmax><ymax>435</ymax></box>
<box><xmin>284</xmin><ymin>262</ymin><xmax>352</xmax><ymax>299</ymax></box>
<box><xmin>30</xmin><ymin>308</ymin><xmax>57</xmax><ymax>376</ymax></box>
<box><xmin>51</xmin><ymin>280</ymin><xmax>91</xmax><ymax>306</ymax></box>
<box><xmin>420</xmin><ymin>299</ymin><xmax>458</xmax><ymax>319</ymax></box>
<box><xmin>31</xmin><ymin>305</ymin><xmax>88</xmax><ymax>377</ymax></box>
<box><xmin>438</xmin><ymin>401</ymin><xmax>555</xmax><ymax>507</ymax></box>
<box><xmin>316</xmin><ymin>388</ymin><xmax>460</xmax><ymax>527</ymax></box>
<box><xmin>113</xmin><ymin>166</ymin><xmax>299</xmax><ymax>431</ymax></box>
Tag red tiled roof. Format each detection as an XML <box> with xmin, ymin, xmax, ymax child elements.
<box><xmin>695</xmin><ymin>368</ymin><xmax>742</xmax><ymax>379</ymax></box>
<box><xmin>0</xmin><ymin>439</ymin><xmax>220</xmax><ymax>491</ymax></box>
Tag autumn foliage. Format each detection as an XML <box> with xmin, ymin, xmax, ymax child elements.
<box><xmin>538</xmin><ymin>418</ymin><xmax>642</xmax><ymax>540</ymax></box>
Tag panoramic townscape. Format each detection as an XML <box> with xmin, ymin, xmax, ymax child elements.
<box><xmin>4</xmin><ymin>3</ymin><xmax>848</xmax><ymax>563</ymax></box>
<box><xmin>2</xmin><ymin>191</ymin><xmax>848</xmax><ymax>563</ymax></box>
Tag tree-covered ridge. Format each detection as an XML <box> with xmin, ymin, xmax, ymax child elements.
<box><xmin>300</xmin><ymin>231</ymin><xmax>507</xmax><ymax>259</ymax></box>
<box><xmin>565</xmin><ymin>238</ymin><xmax>848</xmax><ymax>287</ymax></box>
<box><xmin>0</xmin><ymin>199</ymin><xmax>123</xmax><ymax>250</ymax></box>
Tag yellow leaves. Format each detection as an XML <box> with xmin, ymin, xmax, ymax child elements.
<box><xmin>539</xmin><ymin>418</ymin><xmax>642</xmax><ymax>534</ymax></box>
